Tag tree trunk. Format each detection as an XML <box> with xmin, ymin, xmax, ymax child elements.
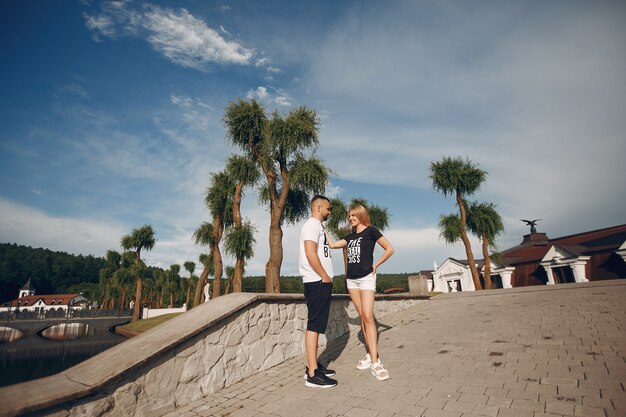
<box><xmin>233</xmin><ymin>182</ymin><xmax>243</xmax><ymax>227</ymax></box>
<box><xmin>481</xmin><ymin>234</ymin><xmax>493</xmax><ymax>290</ymax></box>
<box><xmin>120</xmin><ymin>289</ymin><xmax>126</xmax><ymax>312</ymax></box>
<box><xmin>185</xmin><ymin>279</ymin><xmax>192</xmax><ymax>307</ymax></box>
<box><xmin>457</xmin><ymin>192</ymin><xmax>482</xmax><ymax>290</ymax></box>
<box><xmin>212</xmin><ymin>243</ymin><xmax>223</xmax><ymax>298</ymax></box>
<box><xmin>264</xmin><ymin>167</ymin><xmax>289</xmax><ymax>293</ymax></box>
<box><xmin>193</xmin><ymin>265</ymin><xmax>209</xmax><ymax>307</ymax></box>
<box><xmin>132</xmin><ymin>276</ymin><xmax>142</xmax><ymax>322</ymax></box>
<box><xmin>232</xmin><ymin>181</ymin><xmax>245</xmax><ymax>293</ymax></box>
<box><xmin>212</xmin><ymin>216</ymin><xmax>224</xmax><ymax>298</ymax></box>
<box><xmin>265</xmin><ymin>219</ymin><xmax>283</xmax><ymax>293</ymax></box>
<box><xmin>233</xmin><ymin>257</ymin><xmax>244</xmax><ymax>292</ymax></box>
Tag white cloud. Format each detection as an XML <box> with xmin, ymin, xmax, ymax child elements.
<box><xmin>246</xmin><ymin>86</ymin><xmax>268</xmax><ymax>100</ymax></box>
<box><xmin>0</xmin><ymin>197</ymin><xmax>126</xmax><ymax>258</ymax></box>
<box><xmin>266</xmin><ymin>66</ymin><xmax>280</xmax><ymax>73</ymax></box>
<box><xmin>84</xmin><ymin>2</ymin><xmax>254</xmax><ymax>70</ymax></box>
<box><xmin>84</xmin><ymin>13</ymin><xmax>115</xmax><ymax>41</ymax></box>
<box><xmin>274</xmin><ymin>96</ymin><xmax>291</xmax><ymax>106</ymax></box>
<box><xmin>255</xmin><ymin>57</ymin><xmax>269</xmax><ymax>67</ymax></box>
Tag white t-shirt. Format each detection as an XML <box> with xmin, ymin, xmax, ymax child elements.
<box><xmin>299</xmin><ymin>217</ymin><xmax>334</xmax><ymax>283</ymax></box>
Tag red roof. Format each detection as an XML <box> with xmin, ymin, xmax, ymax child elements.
<box><xmin>498</xmin><ymin>224</ymin><xmax>626</xmax><ymax>266</ymax></box>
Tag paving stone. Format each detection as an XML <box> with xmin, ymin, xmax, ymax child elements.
<box><xmin>494</xmin><ymin>407</ymin><xmax>534</xmax><ymax>417</ymax></box>
<box><xmin>468</xmin><ymin>404</ymin><xmax>499</xmax><ymax>417</ymax></box>
<box><xmin>506</xmin><ymin>389</ymin><xmax>538</xmax><ymax>401</ymax></box>
<box><xmin>344</xmin><ymin>407</ymin><xmax>380</xmax><ymax>417</ymax></box>
<box><xmin>545</xmin><ymin>401</ymin><xmax>575</xmax><ymax>415</ymax></box>
<box><xmin>573</xmin><ymin>405</ymin><xmax>606</xmax><ymax>417</ymax></box>
<box><xmin>421</xmin><ymin>409</ymin><xmax>462</xmax><ymax>417</ymax></box>
<box><xmin>442</xmin><ymin>400</ymin><xmax>475</xmax><ymax>413</ymax></box>
<box><xmin>509</xmin><ymin>398</ymin><xmax>544</xmax><ymax>412</ymax></box>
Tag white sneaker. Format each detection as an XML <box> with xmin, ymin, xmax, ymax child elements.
<box><xmin>356</xmin><ymin>353</ymin><xmax>371</xmax><ymax>370</ymax></box>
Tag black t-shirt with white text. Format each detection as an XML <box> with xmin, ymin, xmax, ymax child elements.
<box><xmin>345</xmin><ymin>226</ymin><xmax>384</xmax><ymax>279</ymax></box>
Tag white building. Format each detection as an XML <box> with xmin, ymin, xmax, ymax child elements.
<box><xmin>0</xmin><ymin>280</ymin><xmax>87</xmax><ymax>313</ymax></box>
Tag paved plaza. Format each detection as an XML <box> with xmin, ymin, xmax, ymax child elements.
<box><xmin>165</xmin><ymin>281</ymin><xmax>626</xmax><ymax>417</ymax></box>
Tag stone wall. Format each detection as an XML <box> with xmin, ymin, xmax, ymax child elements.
<box><xmin>5</xmin><ymin>294</ymin><xmax>426</xmax><ymax>417</ymax></box>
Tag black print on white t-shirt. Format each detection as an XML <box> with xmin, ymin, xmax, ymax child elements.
<box><xmin>323</xmin><ymin>233</ymin><xmax>330</xmax><ymax>258</ymax></box>
<box><xmin>347</xmin><ymin>237</ymin><xmax>362</xmax><ymax>264</ymax></box>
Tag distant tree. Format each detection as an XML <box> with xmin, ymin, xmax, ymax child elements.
<box><xmin>223</xmin><ymin>265</ymin><xmax>235</xmax><ymax>294</ymax></box>
<box><xmin>204</xmin><ymin>171</ymin><xmax>235</xmax><ymax>298</ymax></box>
<box><xmin>192</xmin><ymin>223</ymin><xmax>214</xmax><ymax>307</ymax></box>
<box><xmin>224</xmin><ymin>154</ymin><xmax>259</xmax><ymax>292</ymax></box>
<box><xmin>120</xmin><ymin>224</ymin><xmax>156</xmax><ymax>322</ymax></box>
<box><xmin>183</xmin><ymin>261</ymin><xmax>195</xmax><ymax>307</ymax></box>
<box><xmin>430</xmin><ymin>157</ymin><xmax>486</xmax><ymax>290</ymax></box>
<box><xmin>224</xmin><ymin>99</ymin><xmax>330</xmax><ymax>293</ymax></box>
<box><xmin>467</xmin><ymin>201</ymin><xmax>504</xmax><ymax>290</ymax></box>
<box><xmin>224</xmin><ymin>221</ymin><xmax>256</xmax><ymax>292</ymax></box>
<box><xmin>167</xmin><ymin>264</ymin><xmax>180</xmax><ymax>307</ymax></box>
<box><xmin>155</xmin><ymin>269</ymin><xmax>167</xmax><ymax>308</ymax></box>
<box><xmin>99</xmin><ymin>250</ymin><xmax>121</xmax><ymax>308</ymax></box>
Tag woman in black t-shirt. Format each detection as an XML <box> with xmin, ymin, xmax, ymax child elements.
<box><xmin>325</xmin><ymin>204</ymin><xmax>394</xmax><ymax>381</ymax></box>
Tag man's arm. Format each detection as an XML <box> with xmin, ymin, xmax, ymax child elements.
<box><xmin>304</xmin><ymin>240</ymin><xmax>332</xmax><ymax>283</ymax></box>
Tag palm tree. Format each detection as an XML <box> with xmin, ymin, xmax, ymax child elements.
<box><xmin>224</xmin><ymin>221</ymin><xmax>256</xmax><ymax>292</ymax></box>
<box><xmin>430</xmin><ymin>157</ymin><xmax>486</xmax><ymax>290</ymax></box>
<box><xmin>225</xmin><ymin>154</ymin><xmax>259</xmax><ymax>292</ymax></box>
<box><xmin>192</xmin><ymin>222</ymin><xmax>214</xmax><ymax>306</ymax></box>
<box><xmin>224</xmin><ymin>99</ymin><xmax>330</xmax><ymax>293</ymax></box>
<box><xmin>204</xmin><ymin>171</ymin><xmax>234</xmax><ymax>298</ymax></box>
<box><xmin>120</xmin><ymin>224</ymin><xmax>156</xmax><ymax>321</ymax></box>
<box><xmin>223</xmin><ymin>265</ymin><xmax>235</xmax><ymax>294</ymax></box>
<box><xmin>99</xmin><ymin>250</ymin><xmax>121</xmax><ymax>308</ymax></box>
<box><xmin>183</xmin><ymin>261</ymin><xmax>195</xmax><ymax>307</ymax></box>
<box><xmin>155</xmin><ymin>269</ymin><xmax>167</xmax><ymax>308</ymax></box>
<box><xmin>467</xmin><ymin>202</ymin><xmax>504</xmax><ymax>290</ymax></box>
<box><xmin>167</xmin><ymin>264</ymin><xmax>180</xmax><ymax>307</ymax></box>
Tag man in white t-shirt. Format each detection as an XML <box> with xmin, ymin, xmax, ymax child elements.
<box><xmin>299</xmin><ymin>195</ymin><xmax>337</xmax><ymax>388</ymax></box>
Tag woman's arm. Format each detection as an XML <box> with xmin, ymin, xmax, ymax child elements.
<box><xmin>372</xmin><ymin>236</ymin><xmax>394</xmax><ymax>274</ymax></box>
<box><xmin>324</xmin><ymin>229</ymin><xmax>347</xmax><ymax>249</ymax></box>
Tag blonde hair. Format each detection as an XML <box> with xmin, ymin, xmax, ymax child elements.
<box><xmin>349</xmin><ymin>204</ymin><xmax>371</xmax><ymax>231</ymax></box>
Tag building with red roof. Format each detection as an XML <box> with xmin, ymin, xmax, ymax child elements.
<box><xmin>433</xmin><ymin>224</ymin><xmax>626</xmax><ymax>293</ymax></box>
<box><xmin>0</xmin><ymin>279</ymin><xmax>87</xmax><ymax>313</ymax></box>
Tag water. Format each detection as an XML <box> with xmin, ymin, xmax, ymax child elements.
<box><xmin>0</xmin><ymin>320</ymin><xmax>127</xmax><ymax>387</ymax></box>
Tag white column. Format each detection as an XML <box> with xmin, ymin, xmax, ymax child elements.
<box><xmin>500</xmin><ymin>268</ymin><xmax>514</xmax><ymax>288</ymax></box>
<box><xmin>569</xmin><ymin>258</ymin><xmax>590</xmax><ymax>283</ymax></box>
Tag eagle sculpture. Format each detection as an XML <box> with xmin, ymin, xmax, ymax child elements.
<box><xmin>521</xmin><ymin>219</ymin><xmax>542</xmax><ymax>233</ymax></box>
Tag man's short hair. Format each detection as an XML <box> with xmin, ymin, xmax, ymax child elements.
<box><xmin>310</xmin><ymin>194</ymin><xmax>330</xmax><ymax>206</ymax></box>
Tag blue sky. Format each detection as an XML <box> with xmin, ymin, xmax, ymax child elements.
<box><xmin>1</xmin><ymin>0</ymin><xmax>625</xmax><ymax>278</ymax></box>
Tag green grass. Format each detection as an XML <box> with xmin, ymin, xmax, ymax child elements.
<box><xmin>118</xmin><ymin>313</ymin><xmax>182</xmax><ymax>333</ymax></box>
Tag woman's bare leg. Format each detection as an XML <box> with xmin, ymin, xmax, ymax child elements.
<box><xmin>348</xmin><ymin>288</ymin><xmax>369</xmax><ymax>353</ymax></box>
<box><xmin>359</xmin><ymin>290</ymin><xmax>377</xmax><ymax>362</ymax></box>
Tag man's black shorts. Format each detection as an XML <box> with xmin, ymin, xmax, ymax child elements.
<box><xmin>304</xmin><ymin>280</ymin><xmax>333</xmax><ymax>334</ymax></box>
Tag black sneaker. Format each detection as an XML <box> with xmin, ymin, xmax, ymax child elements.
<box><xmin>305</xmin><ymin>368</ymin><xmax>338</xmax><ymax>388</ymax></box>
<box><xmin>303</xmin><ymin>361</ymin><xmax>336</xmax><ymax>379</ymax></box>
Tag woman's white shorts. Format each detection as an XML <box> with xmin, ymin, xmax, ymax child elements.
<box><xmin>346</xmin><ymin>272</ymin><xmax>376</xmax><ymax>291</ymax></box>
